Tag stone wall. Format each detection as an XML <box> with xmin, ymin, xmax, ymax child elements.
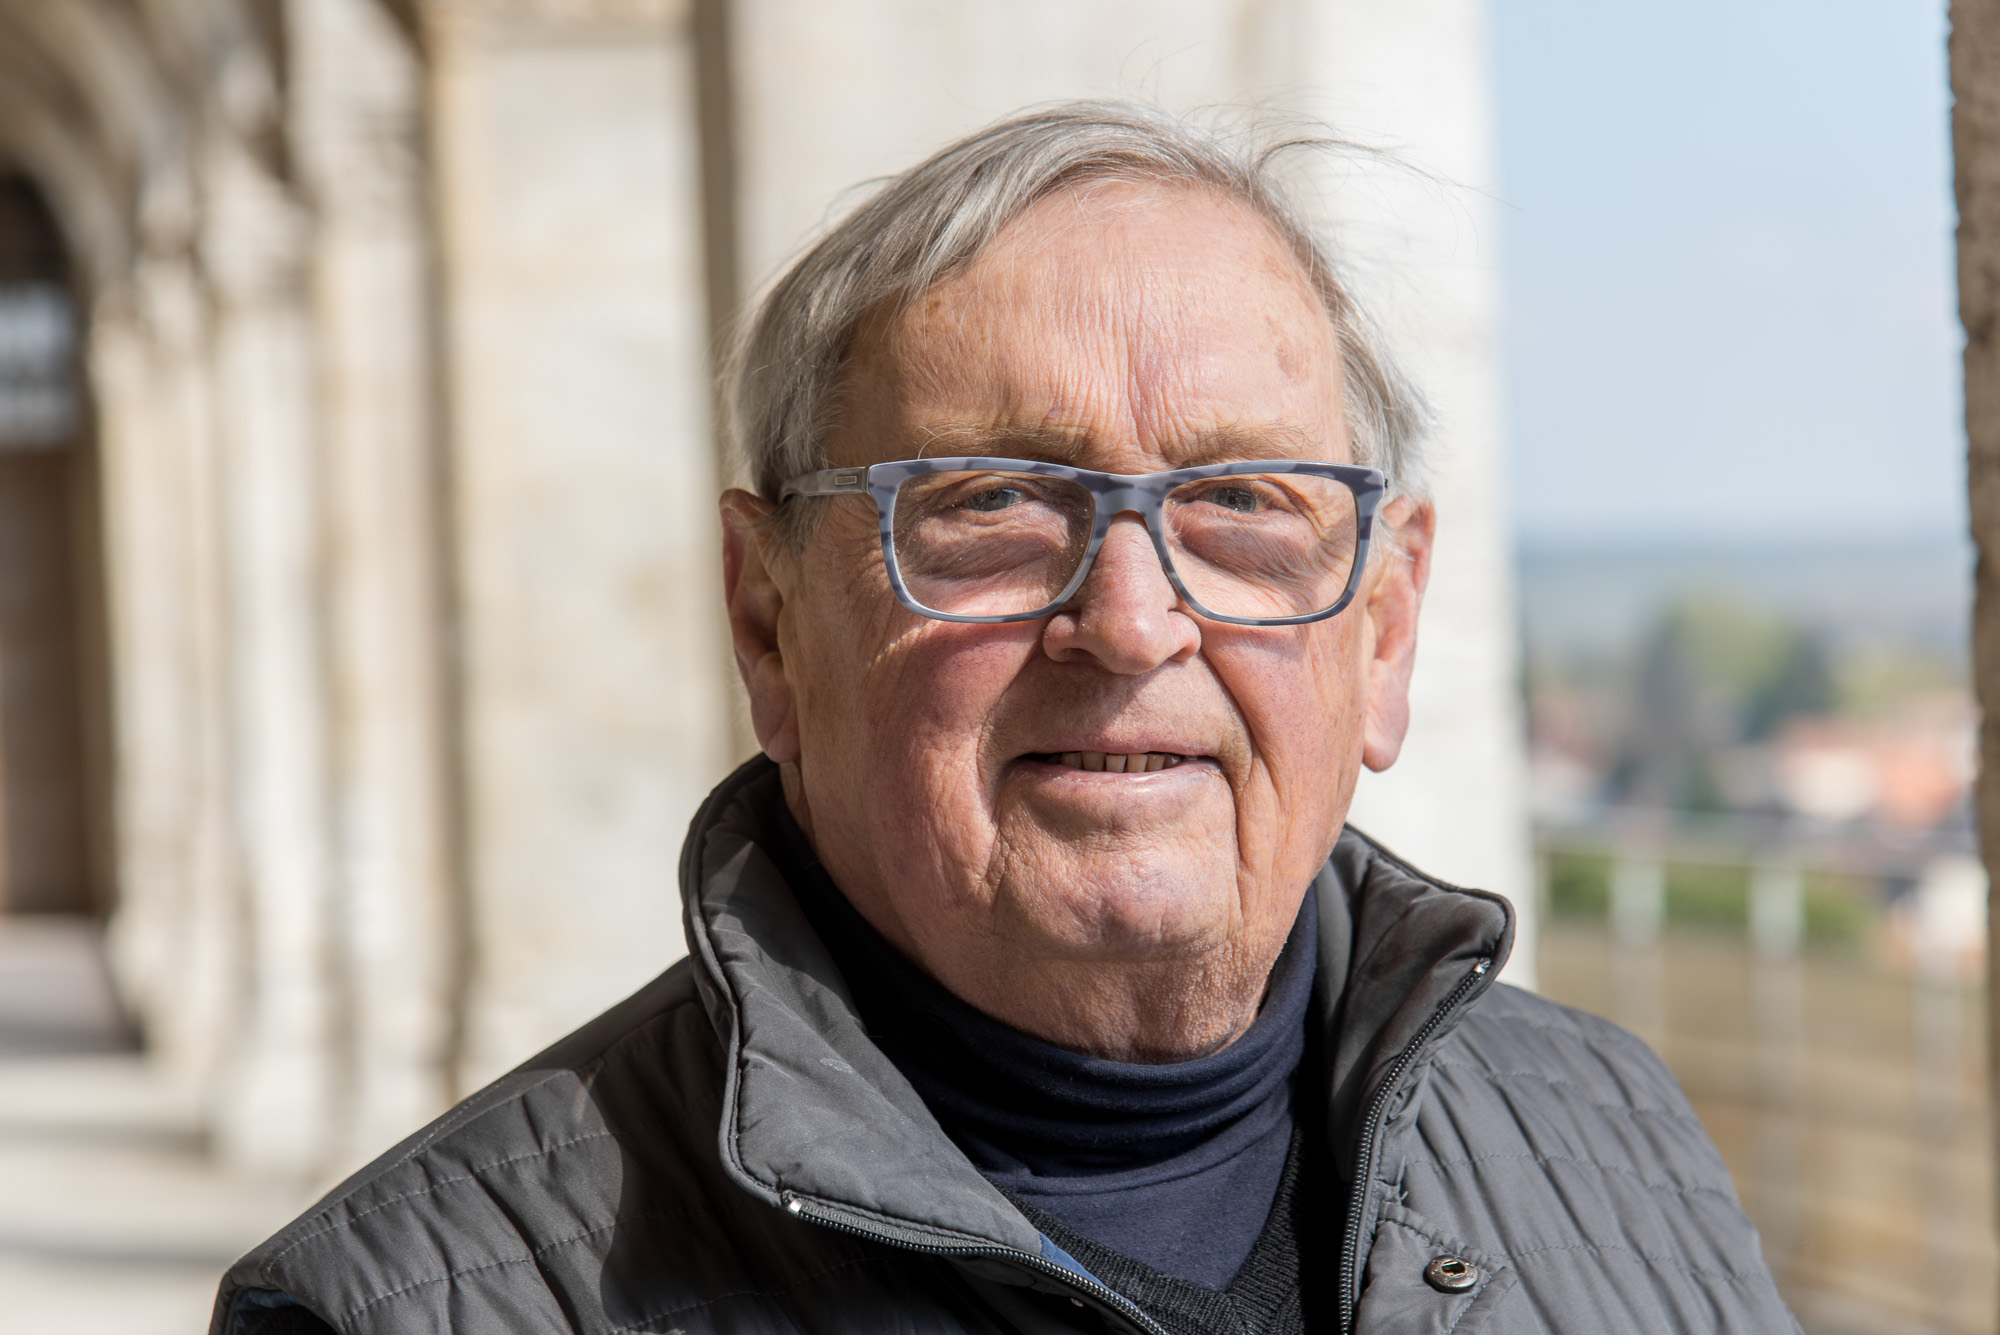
<box><xmin>423</xmin><ymin>0</ymin><xmax>733</xmax><ymax>1092</ymax></box>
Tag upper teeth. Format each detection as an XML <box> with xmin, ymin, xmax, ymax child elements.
<box><xmin>1056</xmin><ymin>751</ymin><xmax>1184</xmax><ymax>773</ymax></box>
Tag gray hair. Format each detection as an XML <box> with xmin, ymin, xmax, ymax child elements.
<box><xmin>725</xmin><ymin>101</ymin><xmax>1430</xmax><ymax>541</ymax></box>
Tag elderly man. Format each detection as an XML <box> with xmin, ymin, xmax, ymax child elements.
<box><xmin>215</xmin><ymin>104</ymin><xmax>1794</xmax><ymax>1335</ymax></box>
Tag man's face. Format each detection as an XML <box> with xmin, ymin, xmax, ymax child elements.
<box><xmin>723</xmin><ymin>181</ymin><xmax>1431</xmax><ymax>1059</ymax></box>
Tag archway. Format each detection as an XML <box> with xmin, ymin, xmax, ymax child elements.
<box><xmin>0</xmin><ymin>170</ymin><xmax>107</xmax><ymax>918</ymax></box>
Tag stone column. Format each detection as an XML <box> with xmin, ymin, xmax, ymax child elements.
<box><xmin>1949</xmin><ymin>0</ymin><xmax>2000</xmax><ymax>1314</ymax></box>
<box><xmin>727</xmin><ymin>0</ymin><xmax>1532</xmax><ymax>979</ymax></box>
<box><xmin>90</xmin><ymin>302</ymin><xmax>176</xmax><ymax>1036</ymax></box>
<box><xmin>1272</xmin><ymin>0</ymin><xmax>1536</xmax><ymax>987</ymax></box>
<box><xmin>289</xmin><ymin>0</ymin><xmax>458</xmax><ymax>1170</ymax></box>
<box><xmin>95</xmin><ymin>254</ymin><xmax>243</xmax><ymax>1092</ymax></box>
<box><xmin>201</xmin><ymin>124</ymin><xmax>341</xmax><ymax>1174</ymax></box>
<box><xmin>424</xmin><ymin>0</ymin><xmax>733</xmax><ymax>1088</ymax></box>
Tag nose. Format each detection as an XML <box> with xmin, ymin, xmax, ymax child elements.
<box><xmin>1041</xmin><ymin>514</ymin><xmax>1201</xmax><ymax>672</ymax></box>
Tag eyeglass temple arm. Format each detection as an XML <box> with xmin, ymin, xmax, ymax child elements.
<box><xmin>779</xmin><ymin>467</ymin><xmax>870</xmax><ymax>499</ymax></box>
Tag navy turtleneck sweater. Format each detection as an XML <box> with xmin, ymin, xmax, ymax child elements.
<box><xmin>772</xmin><ymin>805</ymin><xmax>1316</xmax><ymax>1291</ymax></box>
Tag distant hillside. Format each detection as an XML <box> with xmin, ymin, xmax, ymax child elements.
<box><xmin>1516</xmin><ymin>535</ymin><xmax>1971</xmax><ymax>661</ymax></box>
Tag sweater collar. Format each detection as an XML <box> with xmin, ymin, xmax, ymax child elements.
<box><xmin>767</xmin><ymin>796</ymin><xmax>1318</xmax><ymax>1181</ymax></box>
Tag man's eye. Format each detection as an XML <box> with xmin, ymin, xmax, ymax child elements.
<box><xmin>963</xmin><ymin>486</ymin><xmax>1027</xmax><ymax>512</ymax></box>
<box><xmin>1205</xmin><ymin>486</ymin><xmax>1261</xmax><ymax>513</ymax></box>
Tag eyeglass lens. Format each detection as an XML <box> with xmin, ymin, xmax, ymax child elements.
<box><xmin>888</xmin><ymin>469</ymin><xmax>1361</xmax><ymax>620</ymax></box>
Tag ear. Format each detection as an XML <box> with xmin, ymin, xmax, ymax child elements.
<box><xmin>720</xmin><ymin>489</ymin><xmax>801</xmax><ymax>763</ymax></box>
<box><xmin>1360</xmin><ymin>497</ymin><xmax>1435</xmax><ymax>772</ymax></box>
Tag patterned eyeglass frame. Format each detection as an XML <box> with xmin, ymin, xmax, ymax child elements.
<box><xmin>778</xmin><ymin>456</ymin><xmax>1387</xmax><ymax>626</ymax></box>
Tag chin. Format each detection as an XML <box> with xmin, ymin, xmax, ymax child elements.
<box><xmin>1009</xmin><ymin>865</ymin><xmax>1235</xmax><ymax>962</ymax></box>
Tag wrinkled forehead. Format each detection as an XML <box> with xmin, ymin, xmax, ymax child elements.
<box><xmin>830</xmin><ymin>181</ymin><xmax>1350</xmax><ymax>472</ymax></box>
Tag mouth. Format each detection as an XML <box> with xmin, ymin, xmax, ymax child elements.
<box><xmin>1025</xmin><ymin>750</ymin><xmax>1197</xmax><ymax>774</ymax></box>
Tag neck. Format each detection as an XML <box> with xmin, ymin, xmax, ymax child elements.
<box><xmin>773</xmin><ymin>802</ymin><xmax>1320</xmax><ymax>1170</ymax></box>
<box><xmin>947</xmin><ymin>947</ymin><xmax>1278</xmax><ymax>1063</ymax></box>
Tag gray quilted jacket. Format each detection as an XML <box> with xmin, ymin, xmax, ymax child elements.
<box><xmin>213</xmin><ymin>758</ymin><xmax>1797</xmax><ymax>1333</ymax></box>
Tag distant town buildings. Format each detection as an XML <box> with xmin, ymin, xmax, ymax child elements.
<box><xmin>1524</xmin><ymin>573</ymin><xmax>1983</xmax><ymax>971</ymax></box>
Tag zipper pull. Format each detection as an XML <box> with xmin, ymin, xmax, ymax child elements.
<box><xmin>1474</xmin><ymin>958</ymin><xmax>1491</xmax><ymax>975</ymax></box>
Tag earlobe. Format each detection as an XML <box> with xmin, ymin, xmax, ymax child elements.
<box><xmin>1359</xmin><ymin>500</ymin><xmax>1435</xmax><ymax>772</ymax></box>
<box><xmin>719</xmin><ymin>490</ymin><xmax>802</xmax><ymax>763</ymax></box>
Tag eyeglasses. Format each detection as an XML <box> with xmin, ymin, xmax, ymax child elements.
<box><xmin>779</xmin><ymin>456</ymin><xmax>1385</xmax><ymax>626</ymax></box>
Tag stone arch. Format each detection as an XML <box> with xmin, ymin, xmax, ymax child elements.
<box><xmin>0</xmin><ymin>1</ymin><xmax>462</xmax><ymax>1178</ymax></box>
<box><xmin>0</xmin><ymin>168</ymin><xmax>108</xmax><ymax>917</ymax></box>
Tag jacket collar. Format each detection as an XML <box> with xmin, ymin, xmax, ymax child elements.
<box><xmin>679</xmin><ymin>757</ymin><xmax>1513</xmax><ymax>1246</ymax></box>
<box><xmin>1313</xmin><ymin>832</ymin><xmax>1515</xmax><ymax>1177</ymax></box>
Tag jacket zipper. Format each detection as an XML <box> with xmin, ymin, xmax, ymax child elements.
<box><xmin>1336</xmin><ymin>956</ymin><xmax>1492</xmax><ymax>1335</ymax></box>
<box><xmin>781</xmin><ymin>1192</ymin><xmax>1172</xmax><ymax>1335</ymax></box>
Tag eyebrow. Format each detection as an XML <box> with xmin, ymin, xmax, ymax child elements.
<box><xmin>913</xmin><ymin>423</ymin><xmax>1094</xmax><ymax>463</ymax></box>
<box><xmin>910</xmin><ymin>422</ymin><xmax>1323</xmax><ymax>468</ymax></box>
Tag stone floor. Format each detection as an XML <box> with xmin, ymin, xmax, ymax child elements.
<box><xmin>0</xmin><ymin>918</ymin><xmax>312</xmax><ymax>1335</ymax></box>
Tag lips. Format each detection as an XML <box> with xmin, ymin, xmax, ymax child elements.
<box><xmin>1030</xmin><ymin>750</ymin><xmax>1192</xmax><ymax>773</ymax></box>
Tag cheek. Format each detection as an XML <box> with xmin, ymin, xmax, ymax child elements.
<box><xmin>784</xmin><ymin>527</ymin><xmax>898</xmax><ymax>760</ymax></box>
<box><xmin>789</xmin><ymin>557</ymin><xmax>1037</xmax><ymax>804</ymax></box>
<box><xmin>1224</xmin><ymin>624</ymin><xmax>1368</xmax><ymax>775</ymax></box>
<box><xmin>1213</xmin><ymin>624</ymin><xmax>1369</xmax><ymax>868</ymax></box>
<box><xmin>872</xmin><ymin>629</ymin><xmax>1043</xmax><ymax>779</ymax></box>
<box><xmin>811</xmin><ymin>625</ymin><xmax>1046</xmax><ymax>902</ymax></box>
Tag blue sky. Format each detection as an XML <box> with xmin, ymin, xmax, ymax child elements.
<box><xmin>1495</xmin><ymin>0</ymin><xmax>1963</xmax><ymax>545</ymax></box>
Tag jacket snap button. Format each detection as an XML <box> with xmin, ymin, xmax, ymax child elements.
<box><xmin>1424</xmin><ymin>1255</ymin><xmax>1479</xmax><ymax>1293</ymax></box>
